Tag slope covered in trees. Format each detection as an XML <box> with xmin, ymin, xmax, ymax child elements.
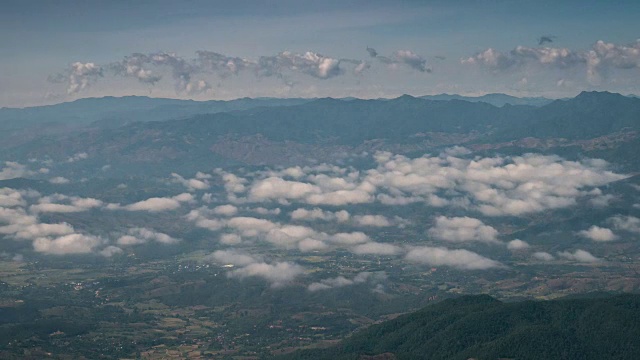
<box><xmin>283</xmin><ymin>293</ymin><xmax>640</xmax><ymax>360</ymax></box>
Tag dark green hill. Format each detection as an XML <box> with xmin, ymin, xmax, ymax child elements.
<box><xmin>496</xmin><ymin>91</ymin><xmax>640</xmax><ymax>140</ymax></box>
<box><xmin>282</xmin><ymin>293</ymin><xmax>640</xmax><ymax>360</ymax></box>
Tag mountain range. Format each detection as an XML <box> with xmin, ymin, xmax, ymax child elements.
<box><xmin>2</xmin><ymin>91</ymin><xmax>639</xmax><ymax>175</ymax></box>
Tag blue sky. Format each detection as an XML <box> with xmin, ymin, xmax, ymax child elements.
<box><xmin>2</xmin><ymin>0</ymin><xmax>639</xmax><ymax>107</ymax></box>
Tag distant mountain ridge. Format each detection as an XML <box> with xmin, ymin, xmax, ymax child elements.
<box><xmin>2</xmin><ymin>91</ymin><xmax>640</xmax><ymax>174</ymax></box>
<box><xmin>0</xmin><ymin>92</ymin><xmax>558</xmax><ymax>131</ymax></box>
<box><xmin>420</xmin><ymin>93</ymin><xmax>557</xmax><ymax>107</ymax></box>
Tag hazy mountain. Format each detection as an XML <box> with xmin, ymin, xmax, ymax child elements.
<box><xmin>495</xmin><ymin>91</ymin><xmax>640</xmax><ymax>140</ymax></box>
<box><xmin>420</xmin><ymin>93</ymin><xmax>556</xmax><ymax>107</ymax></box>
<box><xmin>0</xmin><ymin>96</ymin><xmax>312</xmax><ymax>130</ymax></box>
<box><xmin>283</xmin><ymin>293</ymin><xmax>640</xmax><ymax>360</ymax></box>
<box><xmin>2</xmin><ymin>92</ymin><xmax>639</xmax><ymax>174</ymax></box>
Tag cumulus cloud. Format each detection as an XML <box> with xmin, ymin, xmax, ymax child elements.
<box><xmin>308</xmin><ymin>271</ymin><xmax>387</xmax><ymax>292</ymax></box>
<box><xmin>185</xmin><ymin>207</ymin><xmax>225</xmax><ymax>231</ymax></box>
<box><xmin>249</xmin><ymin>177</ymin><xmax>321</xmax><ymax>202</ymax></box>
<box><xmin>351</xmin><ymin>242</ymin><xmax>402</xmax><ymax>255</ymax></box>
<box><xmin>117</xmin><ymin>227</ymin><xmax>178</xmax><ymax>246</ymax></box>
<box><xmin>226</xmin><ymin>216</ymin><xmax>279</xmax><ymax>237</ymax></box>
<box><xmin>290</xmin><ymin>208</ymin><xmax>350</xmax><ymax>222</ymax></box>
<box><xmin>367</xmin><ymin>151</ymin><xmax>625</xmax><ymax>216</ymax></box>
<box><xmin>257</xmin><ymin>51</ymin><xmax>343</xmax><ymax>79</ymax></box>
<box><xmin>100</xmin><ymin>246</ymin><xmax>123</xmax><ymax>257</ymax></box>
<box><xmin>33</xmin><ymin>233</ymin><xmax>102</xmax><ymax>255</ymax></box>
<box><xmin>54</xmin><ymin>48</ymin><xmax>375</xmax><ymax>96</ymax></box>
<box><xmin>297</xmin><ymin>238</ymin><xmax>328</xmax><ymax>252</ymax></box>
<box><xmin>227</xmin><ymin>261</ymin><xmax>304</xmax><ymax>288</ymax></box>
<box><xmin>219</xmin><ymin>233</ymin><xmax>242</xmax><ymax>245</ymax></box>
<box><xmin>610</xmin><ymin>215</ymin><xmax>640</xmax><ymax>234</ymax></box>
<box><xmin>55</xmin><ymin>62</ymin><xmax>103</xmax><ymax>94</ymax></box>
<box><xmin>67</xmin><ymin>152</ymin><xmax>88</xmax><ymax>163</ymax></box>
<box><xmin>264</xmin><ymin>224</ymin><xmax>320</xmax><ymax>248</ymax></box>
<box><xmin>171</xmin><ymin>173</ymin><xmax>210</xmax><ymax>191</ymax></box>
<box><xmin>0</xmin><ymin>188</ymin><xmax>27</xmax><ymax>207</ymax></box>
<box><xmin>405</xmin><ymin>246</ymin><xmax>502</xmax><ymax>270</ymax></box>
<box><xmin>206</xmin><ymin>249</ymin><xmax>258</xmax><ymax>267</ymax></box>
<box><xmin>329</xmin><ymin>232</ymin><xmax>370</xmax><ymax>245</ymax></box>
<box><xmin>462</xmin><ymin>46</ymin><xmax>583</xmax><ymax>71</ymax></box>
<box><xmin>352</xmin><ymin>215</ymin><xmax>393</xmax><ymax>227</ymax></box>
<box><xmin>30</xmin><ymin>194</ymin><xmax>103</xmax><ymax>213</ymax></box>
<box><xmin>49</xmin><ymin>177</ymin><xmax>70</xmax><ymax>184</ymax></box>
<box><xmin>196</xmin><ymin>50</ymin><xmax>253</xmax><ymax>77</ymax></box>
<box><xmin>212</xmin><ymin>204</ymin><xmax>238</xmax><ymax>216</ymax></box>
<box><xmin>507</xmin><ymin>239</ymin><xmax>530</xmax><ymax>250</ymax></box>
<box><xmin>14</xmin><ymin>223</ymin><xmax>75</xmax><ymax>240</ymax></box>
<box><xmin>532</xmin><ymin>252</ymin><xmax>555</xmax><ymax>261</ymax></box>
<box><xmin>366</xmin><ymin>48</ymin><xmax>431</xmax><ymax>72</ymax></box>
<box><xmin>124</xmin><ymin>193</ymin><xmax>193</xmax><ymax>212</ymax></box>
<box><xmin>246</xmin><ymin>170</ymin><xmax>376</xmax><ymax>206</ymax></box>
<box><xmin>308</xmin><ymin>276</ymin><xmax>354</xmax><ymax>292</ymax></box>
<box><xmin>0</xmin><ymin>162</ymin><xmax>34</xmax><ymax>180</ymax></box>
<box><xmin>428</xmin><ymin>216</ymin><xmax>500</xmax><ymax>244</ymax></box>
<box><xmin>393</xmin><ymin>50</ymin><xmax>431</xmax><ymax>72</ymax></box>
<box><xmin>462</xmin><ymin>40</ymin><xmax>640</xmax><ymax>83</ymax></box>
<box><xmin>557</xmin><ymin>249</ymin><xmax>600</xmax><ymax>263</ymax></box>
<box><xmin>579</xmin><ymin>225</ymin><xmax>617</xmax><ymax>242</ymax></box>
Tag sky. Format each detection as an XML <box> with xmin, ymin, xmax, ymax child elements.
<box><xmin>1</xmin><ymin>0</ymin><xmax>640</xmax><ymax>107</ymax></box>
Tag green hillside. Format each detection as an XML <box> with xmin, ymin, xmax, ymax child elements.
<box><xmin>282</xmin><ymin>293</ymin><xmax>640</xmax><ymax>360</ymax></box>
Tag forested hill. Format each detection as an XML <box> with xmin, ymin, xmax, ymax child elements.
<box><xmin>281</xmin><ymin>293</ymin><xmax>640</xmax><ymax>360</ymax></box>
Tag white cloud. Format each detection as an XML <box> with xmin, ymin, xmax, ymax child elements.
<box><xmin>249</xmin><ymin>207</ymin><xmax>281</xmax><ymax>216</ymax></box>
<box><xmin>462</xmin><ymin>40</ymin><xmax>640</xmax><ymax>84</ymax></box>
<box><xmin>0</xmin><ymin>162</ymin><xmax>35</xmax><ymax>180</ymax></box>
<box><xmin>428</xmin><ymin>216</ymin><xmax>500</xmax><ymax>244</ymax></box>
<box><xmin>610</xmin><ymin>215</ymin><xmax>640</xmax><ymax>234</ymax></box>
<box><xmin>49</xmin><ymin>177</ymin><xmax>70</xmax><ymax>184</ymax></box>
<box><xmin>507</xmin><ymin>239</ymin><xmax>530</xmax><ymax>250</ymax></box>
<box><xmin>557</xmin><ymin>249</ymin><xmax>600</xmax><ymax>263</ymax></box>
<box><xmin>226</xmin><ymin>216</ymin><xmax>278</xmax><ymax>237</ymax></box>
<box><xmin>33</xmin><ymin>233</ymin><xmax>102</xmax><ymax>255</ymax></box>
<box><xmin>351</xmin><ymin>242</ymin><xmax>401</xmax><ymax>255</ymax></box>
<box><xmin>290</xmin><ymin>208</ymin><xmax>350</xmax><ymax>222</ymax></box>
<box><xmin>206</xmin><ymin>249</ymin><xmax>258</xmax><ymax>267</ymax></box>
<box><xmin>213</xmin><ymin>204</ymin><xmax>238</xmax><ymax>216</ymax></box>
<box><xmin>405</xmin><ymin>246</ymin><xmax>502</xmax><ymax>270</ymax></box>
<box><xmin>171</xmin><ymin>173</ymin><xmax>210</xmax><ymax>191</ymax></box>
<box><xmin>532</xmin><ymin>252</ymin><xmax>555</xmax><ymax>261</ymax></box>
<box><xmin>14</xmin><ymin>223</ymin><xmax>75</xmax><ymax>240</ymax></box>
<box><xmin>67</xmin><ymin>152</ymin><xmax>88</xmax><ymax>163</ymax></box>
<box><xmin>329</xmin><ymin>232</ymin><xmax>370</xmax><ymax>245</ymax></box>
<box><xmin>219</xmin><ymin>233</ymin><xmax>242</xmax><ymax>245</ymax></box>
<box><xmin>367</xmin><ymin>152</ymin><xmax>626</xmax><ymax>216</ymax></box>
<box><xmin>63</xmin><ymin>62</ymin><xmax>103</xmax><ymax>94</ymax></box>
<box><xmin>185</xmin><ymin>207</ymin><xmax>225</xmax><ymax>231</ymax></box>
<box><xmin>264</xmin><ymin>225</ymin><xmax>319</xmax><ymax>248</ymax></box>
<box><xmin>124</xmin><ymin>193</ymin><xmax>193</xmax><ymax>212</ymax></box>
<box><xmin>393</xmin><ymin>50</ymin><xmax>430</xmax><ymax>72</ymax></box>
<box><xmin>228</xmin><ymin>152</ymin><xmax>622</xmax><ymax>216</ymax></box>
<box><xmin>307</xmin><ymin>271</ymin><xmax>386</xmax><ymax>292</ymax></box>
<box><xmin>100</xmin><ymin>246</ymin><xmax>123</xmax><ymax>257</ymax></box>
<box><xmin>298</xmin><ymin>238</ymin><xmax>328</xmax><ymax>252</ymax></box>
<box><xmin>0</xmin><ymin>188</ymin><xmax>27</xmax><ymax>207</ymax></box>
<box><xmin>353</xmin><ymin>215</ymin><xmax>392</xmax><ymax>227</ymax></box>
<box><xmin>30</xmin><ymin>194</ymin><xmax>103</xmax><ymax>213</ymax></box>
<box><xmin>249</xmin><ymin>177</ymin><xmax>321</xmax><ymax>202</ymax></box>
<box><xmin>579</xmin><ymin>226</ymin><xmax>617</xmax><ymax>242</ymax></box>
<box><xmin>117</xmin><ymin>227</ymin><xmax>178</xmax><ymax>245</ymax></box>
<box><xmin>227</xmin><ymin>261</ymin><xmax>304</xmax><ymax>288</ymax></box>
